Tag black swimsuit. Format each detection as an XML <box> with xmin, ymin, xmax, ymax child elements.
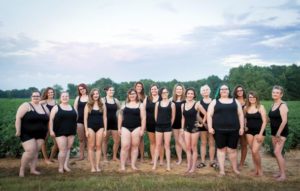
<box><xmin>183</xmin><ymin>102</ymin><xmax>199</xmax><ymax>133</ymax></box>
<box><xmin>53</xmin><ymin>105</ymin><xmax>77</xmax><ymax>137</ymax></box>
<box><xmin>268</xmin><ymin>103</ymin><xmax>289</xmax><ymax>137</ymax></box>
<box><xmin>245</xmin><ymin>111</ymin><xmax>266</xmax><ymax>136</ymax></box>
<box><xmin>156</xmin><ymin>101</ymin><xmax>172</xmax><ymax>133</ymax></box>
<box><xmin>20</xmin><ymin>103</ymin><xmax>49</xmax><ymax>142</ymax></box>
<box><xmin>172</xmin><ymin>100</ymin><xmax>185</xmax><ymax>129</ymax></box>
<box><xmin>87</xmin><ymin>109</ymin><xmax>104</xmax><ymax>132</ymax></box>
<box><xmin>146</xmin><ymin>97</ymin><xmax>157</xmax><ymax>133</ymax></box>
<box><xmin>77</xmin><ymin>97</ymin><xmax>87</xmax><ymax>124</ymax></box>
<box><xmin>104</xmin><ymin>97</ymin><xmax>118</xmax><ymax>130</ymax></box>
<box><xmin>122</xmin><ymin>103</ymin><xmax>141</xmax><ymax>132</ymax></box>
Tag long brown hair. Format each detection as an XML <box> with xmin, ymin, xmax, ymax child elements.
<box><xmin>245</xmin><ymin>91</ymin><xmax>261</xmax><ymax>110</ymax></box>
<box><xmin>77</xmin><ymin>83</ymin><xmax>89</xmax><ymax>96</ymax></box>
<box><xmin>172</xmin><ymin>83</ymin><xmax>186</xmax><ymax>101</ymax></box>
<box><xmin>41</xmin><ymin>87</ymin><xmax>55</xmax><ymax>100</ymax></box>
<box><xmin>148</xmin><ymin>83</ymin><xmax>159</xmax><ymax>102</ymax></box>
<box><xmin>134</xmin><ymin>81</ymin><xmax>145</xmax><ymax>101</ymax></box>
<box><xmin>86</xmin><ymin>88</ymin><xmax>103</xmax><ymax>113</ymax></box>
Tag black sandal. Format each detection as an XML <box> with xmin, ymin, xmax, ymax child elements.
<box><xmin>197</xmin><ymin>162</ymin><xmax>206</xmax><ymax>168</ymax></box>
<box><xmin>210</xmin><ymin>162</ymin><xmax>218</xmax><ymax>168</ymax></box>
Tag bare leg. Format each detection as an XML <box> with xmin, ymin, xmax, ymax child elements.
<box><xmin>148</xmin><ymin>132</ymin><xmax>156</xmax><ymax>164</ymax></box>
<box><xmin>87</xmin><ymin>129</ymin><xmax>96</xmax><ymax>172</ymax></box>
<box><xmin>120</xmin><ymin>128</ymin><xmax>131</xmax><ymax>171</ymax></box>
<box><xmin>139</xmin><ymin>135</ymin><xmax>144</xmax><ymax>162</ymax></box>
<box><xmin>252</xmin><ymin>135</ymin><xmax>264</xmax><ymax>176</ymax></box>
<box><xmin>64</xmin><ymin>136</ymin><xmax>75</xmax><ymax>172</ymax></box>
<box><xmin>189</xmin><ymin>132</ymin><xmax>199</xmax><ymax>173</ymax></box>
<box><xmin>77</xmin><ymin>123</ymin><xmax>86</xmax><ymax>160</ymax></box>
<box><xmin>239</xmin><ymin>134</ymin><xmax>248</xmax><ymax>169</ymax></box>
<box><xmin>152</xmin><ymin>132</ymin><xmax>163</xmax><ymax>170</ymax></box>
<box><xmin>228</xmin><ymin>148</ymin><xmax>240</xmax><ymax>175</ymax></box>
<box><xmin>111</xmin><ymin>130</ymin><xmax>120</xmax><ymax>161</ymax></box>
<box><xmin>208</xmin><ymin>133</ymin><xmax>216</xmax><ymax>164</ymax></box>
<box><xmin>184</xmin><ymin>131</ymin><xmax>192</xmax><ymax>172</ymax></box>
<box><xmin>164</xmin><ymin>132</ymin><xmax>172</xmax><ymax>171</ymax></box>
<box><xmin>19</xmin><ymin>139</ymin><xmax>36</xmax><ymax>177</ymax></box>
<box><xmin>102</xmin><ymin>130</ymin><xmax>111</xmax><ymax>162</ymax></box>
<box><xmin>272</xmin><ymin>136</ymin><xmax>287</xmax><ymax>181</ymax></box>
<box><xmin>30</xmin><ymin>139</ymin><xmax>44</xmax><ymax>175</ymax></box>
<box><xmin>41</xmin><ymin>133</ymin><xmax>52</xmax><ymax>164</ymax></box>
<box><xmin>56</xmin><ymin>136</ymin><xmax>68</xmax><ymax>173</ymax></box>
<box><xmin>49</xmin><ymin>137</ymin><xmax>58</xmax><ymax>162</ymax></box>
<box><xmin>131</xmin><ymin>128</ymin><xmax>141</xmax><ymax>170</ymax></box>
<box><xmin>95</xmin><ymin>128</ymin><xmax>104</xmax><ymax>172</ymax></box>
<box><xmin>173</xmin><ymin>129</ymin><xmax>183</xmax><ymax>164</ymax></box>
<box><xmin>200</xmin><ymin>131</ymin><xmax>207</xmax><ymax>164</ymax></box>
<box><xmin>217</xmin><ymin>148</ymin><xmax>226</xmax><ymax>176</ymax></box>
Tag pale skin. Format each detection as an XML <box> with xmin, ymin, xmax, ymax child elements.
<box><xmin>119</xmin><ymin>92</ymin><xmax>146</xmax><ymax>171</ymax></box>
<box><xmin>84</xmin><ymin>90</ymin><xmax>107</xmax><ymax>172</ymax></box>
<box><xmin>236</xmin><ymin>87</ymin><xmax>248</xmax><ymax>170</ymax></box>
<box><xmin>15</xmin><ymin>92</ymin><xmax>49</xmax><ymax>177</ymax></box>
<box><xmin>102</xmin><ymin>87</ymin><xmax>121</xmax><ymax>161</ymax></box>
<box><xmin>181</xmin><ymin>90</ymin><xmax>207</xmax><ymax>173</ymax></box>
<box><xmin>271</xmin><ymin>88</ymin><xmax>288</xmax><ymax>181</ymax></box>
<box><xmin>40</xmin><ymin>89</ymin><xmax>58</xmax><ymax>164</ymax></box>
<box><xmin>49</xmin><ymin>92</ymin><xmax>76</xmax><ymax>173</ymax></box>
<box><xmin>143</xmin><ymin>86</ymin><xmax>164</xmax><ymax>165</ymax></box>
<box><xmin>74</xmin><ymin>87</ymin><xmax>89</xmax><ymax>160</ymax></box>
<box><xmin>199</xmin><ymin>86</ymin><xmax>215</xmax><ymax>166</ymax></box>
<box><xmin>207</xmin><ymin>85</ymin><xmax>244</xmax><ymax>176</ymax></box>
<box><xmin>135</xmin><ymin>83</ymin><xmax>145</xmax><ymax>162</ymax></box>
<box><xmin>244</xmin><ymin>96</ymin><xmax>267</xmax><ymax>176</ymax></box>
<box><xmin>172</xmin><ymin>85</ymin><xmax>186</xmax><ymax>165</ymax></box>
<box><xmin>152</xmin><ymin>89</ymin><xmax>175</xmax><ymax>171</ymax></box>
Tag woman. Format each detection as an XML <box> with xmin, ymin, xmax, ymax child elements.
<box><xmin>181</xmin><ymin>88</ymin><xmax>207</xmax><ymax>173</ymax></box>
<box><xmin>84</xmin><ymin>88</ymin><xmax>107</xmax><ymax>172</ymax></box>
<box><xmin>40</xmin><ymin>87</ymin><xmax>58</xmax><ymax>164</ymax></box>
<box><xmin>119</xmin><ymin>89</ymin><xmax>146</xmax><ymax>171</ymax></box>
<box><xmin>152</xmin><ymin>87</ymin><xmax>175</xmax><ymax>171</ymax></box>
<box><xmin>15</xmin><ymin>91</ymin><xmax>49</xmax><ymax>177</ymax></box>
<box><xmin>233</xmin><ymin>85</ymin><xmax>248</xmax><ymax>169</ymax></box>
<box><xmin>74</xmin><ymin>83</ymin><xmax>89</xmax><ymax>160</ymax></box>
<box><xmin>143</xmin><ymin>84</ymin><xmax>164</xmax><ymax>165</ymax></box>
<box><xmin>49</xmin><ymin>91</ymin><xmax>77</xmax><ymax>173</ymax></box>
<box><xmin>102</xmin><ymin>86</ymin><xmax>121</xmax><ymax>161</ymax></box>
<box><xmin>244</xmin><ymin>91</ymin><xmax>267</xmax><ymax>176</ymax></box>
<box><xmin>269</xmin><ymin>85</ymin><xmax>289</xmax><ymax>181</ymax></box>
<box><xmin>134</xmin><ymin>81</ymin><xmax>146</xmax><ymax>162</ymax></box>
<box><xmin>197</xmin><ymin>85</ymin><xmax>216</xmax><ymax>168</ymax></box>
<box><xmin>171</xmin><ymin>83</ymin><xmax>186</xmax><ymax>165</ymax></box>
<box><xmin>207</xmin><ymin>84</ymin><xmax>244</xmax><ymax>176</ymax></box>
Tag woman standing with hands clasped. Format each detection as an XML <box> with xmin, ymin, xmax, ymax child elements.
<box><xmin>15</xmin><ymin>90</ymin><xmax>49</xmax><ymax>177</ymax></box>
<box><xmin>244</xmin><ymin>91</ymin><xmax>267</xmax><ymax>176</ymax></box>
<box><xmin>152</xmin><ymin>87</ymin><xmax>175</xmax><ymax>171</ymax></box>
<box><xmin>181</xmin><ymin>88</ymin><xmax>207</xmax><ymax>173</ymax></box>
<box><xmin>207</xmin><ymin>85</ymin><xmax>244</xmax><ymax>176</ymax></box>
<box><xmin>119</xmin><ymin>89</ymin><xmax>146</xmax><ymax>171</ymax></box>
<box><xmin>269</xmin><ymin>85</ymin><xmax>289</xmax><ymax>181</ymax></box>
<box><xmin>49</xmin><ymin>91</ymin><xmax>77</xmax><ymax>173</ymax></box>
<box><xmin>84</xmin><ymin>88</ymin><xmax>107</xmax><ymax>172</ymax></box>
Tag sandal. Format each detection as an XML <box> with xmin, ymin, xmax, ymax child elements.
<box><xmin>210</xmin><ymin>162</ymin><xmax>218</xmax><ymax>169</ymax></box>
<box><xmin>196</xmin><ymin>162</ymin><xmax>206</xmax><ymax>168</ymax></box>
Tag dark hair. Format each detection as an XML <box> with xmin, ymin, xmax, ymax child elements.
<box><xmin>158</xmin><ymin>87</ymin><xmax>168</xmax><ymax>97</ymax></box>
<box><xmin>214</xmin><ymin>84</ymin><xmax>231</xmax><ymax>99</ymax></box>
<box><xmin>77</xmin><ymin>83</ymin><xmax>89</xmax><ymax>96</ymax></box>
<box><xmin>232</xmin><ymin>84</ymin><xmax>246</xmax><ymax>99</ymax></box>
<box><xmin>104</xmin><ymin>85</ymin><xmax>113</xmax><ymax>91</ymax></box>
<box><xmin>126</xmin><ymin>88</ymin><xmax>139</xmax><ymax>103</ymax></box>
<box><xmin>185</xmin><ymin>87</ymin><xmax>196</xmax><ymax>99</ymax></box>
<box><xmin>148</xmin><ymin>83</ymin><xmax>159</xmax><ymax>101</ymax></box>
<box><xmin>41</xmin><ymin>87</ymin><xmax>55</xmax><ymax>100</ymax></box>
<box><xmin>134</xmin><ymin>81</ymin><xmax>145</xmax><ymax>101</ymax></box>
<box><xmin>31</xmin><ymin>90</ymin><xmax>41</xmax><ymax>96</ymax></box>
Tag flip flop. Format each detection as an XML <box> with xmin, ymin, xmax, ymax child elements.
<box><xmin>196</xmin><ymin>162</ymin><xmax>206</xmax><ymax>168</ymax></box>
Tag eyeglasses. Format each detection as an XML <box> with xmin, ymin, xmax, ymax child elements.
<box><xmin>162</xmin><ymin>91</ymin><xmax>169</xmax><ymax>94</ymax></box>
<box><xmin>248</xmin><ymin>96</ymin><xmax>256</xmax><ymax>99</ymax></box>
<box><xmin>237</xmin><ymin>89</ymin><xmax>244</xmax><ymax>92</ymax></box>
<box><xmin>220</xmin><ymin>88</ymin><xmax>228</xmax><ymax>91</ymax></box>
<box><xmin>79</xmin><ymin>88</ymin><xmax>85</xmax><ymax>91</ymax></box>
<box><xmin>32</xmin><ymin>95</ymin><xmax>40</xmax><ymax>98</ymax></box>
<box><xmin>129</xmin><ymin>93</ymin><xmax>136</xmax><ymax>95</ymax></box>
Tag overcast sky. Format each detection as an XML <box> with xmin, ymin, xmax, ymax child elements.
<box><xmin>0</xmin><ymin>0</ymin><xmax>299</xmax><ymax>90</ymax></box>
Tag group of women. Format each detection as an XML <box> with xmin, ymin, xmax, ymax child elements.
<box><xmin>15</xmin><ymin>82</ymin><xmax>289</xmax><ymax>181</ymax></box>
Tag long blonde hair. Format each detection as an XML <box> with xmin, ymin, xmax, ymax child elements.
<box><xmin>172</xmin><ymin>83</ymin><xmax>186</xmax><ymax>101</ymax></box>
<box><xmin>87</xmin><ymin>88</ymin><xmax>103</xmax><ymax>113</ymax></box>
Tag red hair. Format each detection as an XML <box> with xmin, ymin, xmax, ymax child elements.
<box><xmin>77</xmin><ymin>83</ymin><xmax>89</xmax><ymax>96</ymax></box>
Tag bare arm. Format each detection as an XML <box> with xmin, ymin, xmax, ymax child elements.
<box><xmin>259</xmin><ymin>105</ymin><xmax>267</xmax><ymax>135</ymax></box>
<box><xmin>83</xmin><ymin>105</ymin><xmax>89</xmax><ymax>136</ymax></box>
<box><xmin>277</xmin><ymin>103</ymin><xmax>288</xmax><ymax>136</ymax></box>
<box><xmin>154</xmin><ymin>102</ymin><xmax>159</xmax><ymax>122</ymax></box>
<box><xmin>207</xmin><ymin>100</ymin><xmax>216</xmax><ymax>134</ymax></box>
<box><xmin>140</xmin><ymin>103</ymin><xmax>146</xmax><ymax>133</ymax></box>
<box><xmin>181</xmin><ymin>104</ymin><xmax>185</xmax><ymax>130</ymax></box>
<box><xmin>49</xmin><ymin>105</ymin><xmax>58</xmax><ymax>137</ymax></box>
<box><xmin>236</xmin><ymin>99</ymin><xmax>245</xmax><ymax>135</ymax></box>
<box><xmin>118</xmin><ymin>105</ymin><xmax>125</xmax><ymax>134</ymax></box>
<box><xmin>15</xmin><ymin>103</ymin><xmax>29</xmax><ymax>136</ymax></box>
<box><xmin>171</xmin><ymin>102</ymin><xmax>176</xmax><ymax>126</ymax></box>
<box><xmin>197</xmin><ymin>102</ymin><xmax>206</xmax><ymax>124</ymax></box>
<box><xmin>73</xmin><ymin>96</ymin><xmax>79</xmax><ymax>113</ymax></box>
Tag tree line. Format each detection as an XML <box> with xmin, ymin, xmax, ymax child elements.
<box><xmin>1</xmin><ymin>64</ymin><xmax>299</xmax><ymax>100</ymax></box>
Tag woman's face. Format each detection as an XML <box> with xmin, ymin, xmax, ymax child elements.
<box><xmin>201</xmin><ymin>87</ymin><xmax>210</xmax><ymax>97</ymax></box>
<box><xmin>220</xmin><ymin>85</ymin><xmax>229</xmax><ymax>98</ymax></box>
<box><xmin>92</xmin><ymin>90</ymin><xmax>99</xmax><ymax>101</ymax></box>
<box><xmin>248</xmin><ymin>94</ymin><xmax>257</xmax><ymax>105</ymax></box>
<box><xmin>175</xmin><ymin>86</ymin><xmax>183</xmax><ymax>96</ymax></box>
<box><xmin>106</xmin><ymin>87</ymin><xmax>115</xmax><ymax>97</ymax></box>
<box><xmin>60</xmin><ymin>93</ymin><xmax>69</xmax><ymax>104</ymax></box>
<box><xmin>151</xmin><ymin>86</ymin><xmax>158</xmax><ymax>96</ymax></box>
<box><xmin>47</xmin><ymin>89</ymin><xmax>54</xmax><ymax>99</ymax></box>
<box><xmin>272</xmin><ymin>89</ymin><xmax>283</xmax><ymax>100</ymax></box>
<box><xmin>79</xmin><ymin>86</ymin><xmax>87</xmax><ymax>96</ymax></box>
<box><xmin>161</xmin><ymin>89</ymin><xmax>169</xmax><ymax>99</ymax></box>
<box><xmin>135</xmin><ymin>84</ymin><xmax>143</xmax><ymax>93</ymax></box>
<box><xmin>31</xmin><ymin>92</ymin><xmax>41</xmax><ymax>104</ymax></box>
<box><xmin>236</xmin><ymin>87</ymin><xmax>244</xmax><ymax>98</ymax></box>
<box><xmin>128</xmin><ymin>91</ymin><xmax>137</xmax><ymax>102</ymax></box>
<box><xmin>186</xmin><ymin>90</ymin><xmax>195</xmax><ymax>101</ymax></box>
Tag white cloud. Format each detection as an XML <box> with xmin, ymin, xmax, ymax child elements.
<box><xmin>258</xmin><ymin>34</ymin><xmax>296</xmax><ymax>48</ymax></box>
<box><xmin>221</xmin><ymin>54</ymin><xmax>291</xmax><ymax>67</ymax></box>
<box><xmin>219</xmin><ymin>29</ymin><xmax>254</xmax><ymax>37</ymax></box>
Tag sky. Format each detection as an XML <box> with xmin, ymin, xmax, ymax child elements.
<box><xmin>0</xmin><ymin>0</ymin><xmax>299</xmax><ymax>90</ymax></box>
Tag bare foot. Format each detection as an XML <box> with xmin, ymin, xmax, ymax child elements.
<box><xmin>45</xmin><ymin>159</ymin><xmax>53</xmax><ymax>165</ymax></box>
<box><xmin>58</xmin><ymin>169</ymin><xmax>64</xmax><ymax>174</ymax></box>
<box><xmin>273</xmin><ymin>172</ymin><xmax>281</xmax><ymax>178</ymax></box>
<box><xmin>63</xmin><ymin>166</ymin><xmax>71</xmax><ymax>172</ymax></box>
<box><xmin>150</xmin><ymin>161</ymin><xmax>154</xmax><ymax>165</ymax></box>
<box><xmin>159</xmin><ymin>161</ymin><xmax>164</xmax><ymax>166</ymax></box>
<box><xmin>30</xmin><ymin>170</ymin><xmax>41</xmax><ymax>175</ymax></box>
<box><xmin>19</xmin><ymin>170</ymin><xmax>25</xmax><ymax>177</ymax></box>
<box><xmin>152</xmin><ymin>165</ymin><xmax>156</xmax><ymax>170</ymax></box>
<box><xmin>119</xmin><ymin>167</ymin><xmax>126</xmax><ymax>172</ymax></box>
<box><xmin>188</xmin><ymin>168</ymin><xmax>195</xmax><ymax>173</ymax></box>
<box><xmin>176</xmin><ymin>160</ymin><xmax>182</xmax><ymax>165</ymax></box>
<box><xmin>96</xmin><ymin>167</ymin><xmax>101</xmax><ymax>172</ymax></box>
<box><xmin>233</xmin><ymin>169</ymin><xmax>240</xmax><ymax>175</ymax></box>
<box><xmin>166</xmin><ymin>167</ymin><xmax>171</xmax><ymax>171</ymax></box>
<box><xmin>112</xmin><ymin>157</ymin><xmax>119</xmax><ymax>162</ymax></box>
<box><xmin>131</xmin><ymin>166</ymin><xmax>139</xmax><ymax>171</ymax></box>
<box><xmin>185</xmin><ymin>168</ymin><xmax>191</xmax><ymax>173</ymax></box>
<box><xmin>218</xmin><ymin>172</ymin><xmax>225</xmax><ymax>177</ymax></box>
<box><xmin>276</xmin><ymin>176</ymin><xmax>286</xmax><ymax>181</ymax></box>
